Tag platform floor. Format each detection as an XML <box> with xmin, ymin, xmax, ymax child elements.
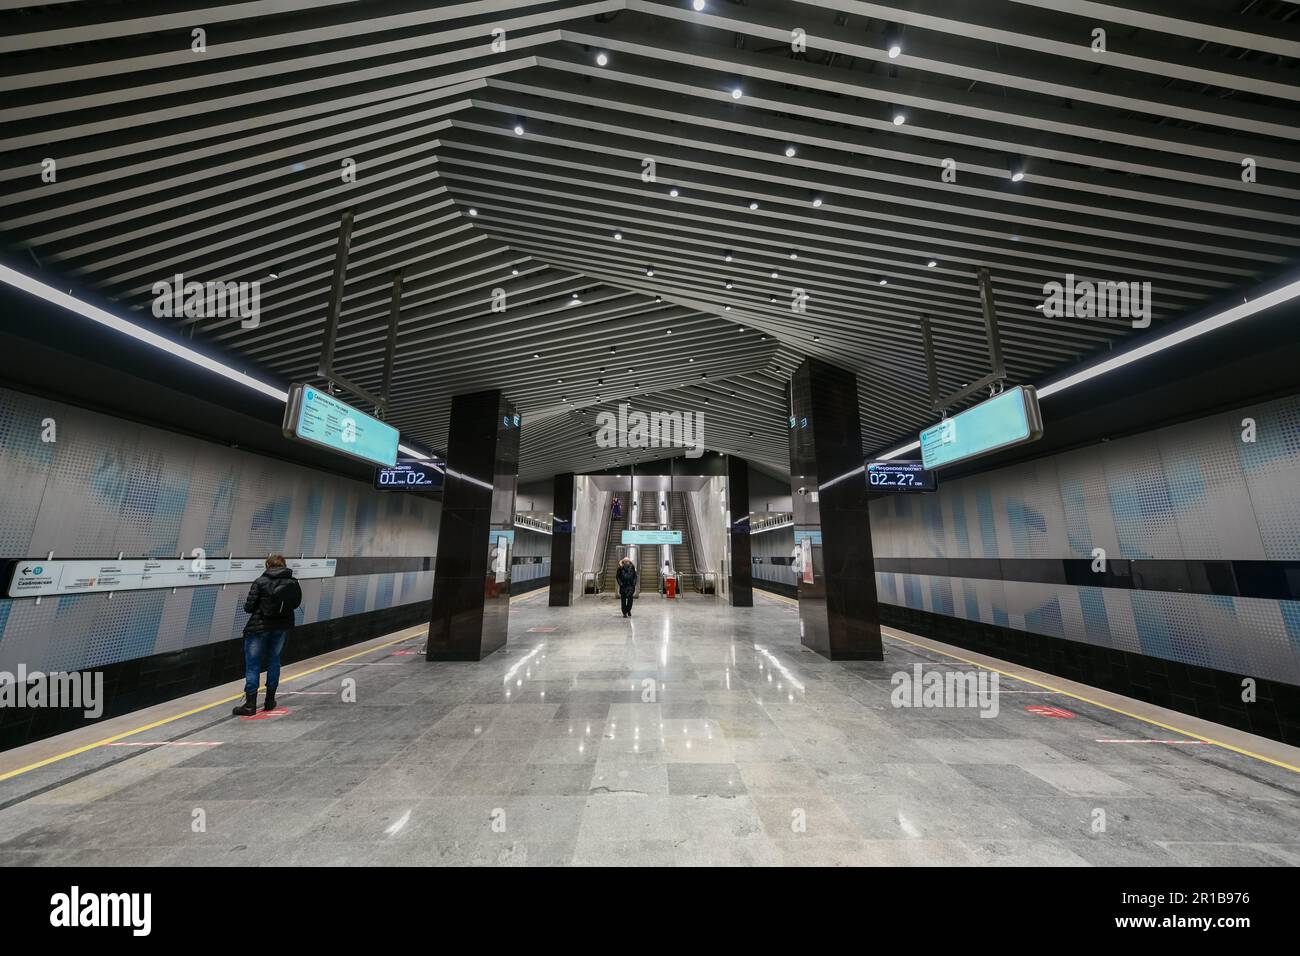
<box><xmin>1</xmin><ymin>591</ymin><xmax>1297</xmax><ymax>866</ymax></box>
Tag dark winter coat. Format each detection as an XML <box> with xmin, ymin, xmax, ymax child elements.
<box><xmin>616</xmin><ymin>563</ymin><xmax>638</xmax><ymax>598</ymax></box>
<box><xmin>242</xmin><ymin>567</ymin><xmax>302</xmax><ymax>635</ymax></box>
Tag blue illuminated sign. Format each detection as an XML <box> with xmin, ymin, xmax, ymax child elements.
<box><xmin>919</xmin><ymin>386</ymin><xmax>1043</xmax><ymax>470</ymax></box>
<box><xmin>283</xmin><ymin>384</ymin><xmax>399</xmax><ymax>467</ymax></box>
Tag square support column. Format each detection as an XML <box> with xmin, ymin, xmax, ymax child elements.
<box><xmin>549</xmin><ymin>472</ymin><xmax>575</xmax><ymax>606</ymax></box>
<box><xmin>727</xmin><ymin>455</ymin><xmax>754</xmax><ymax>607</ymax></box>
<box><xmin>427</xmin><ymin>390</ymin><xmax>519</xmax><ymax>661</ymax></box>
<box><xmin>787</xmin><ymin>358</ymin><xmax>883</xmax><ymax>660</ymax></box>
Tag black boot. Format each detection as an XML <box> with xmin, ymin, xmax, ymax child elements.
<box><xmin>263</xmin><ymin>689</ymin><xmax>277</xmax><ymax>711</ymax></box>
<box><xmin>231</xmin><ymin>691</ymin><xmax>258</xmax><ymax>716</ymax></box>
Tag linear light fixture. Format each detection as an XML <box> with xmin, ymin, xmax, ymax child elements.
<box><xmin>875</xmin><ymin>275</ymin><xmax>1300</xmax><ymax>461</ymax></box>
<box><xmin>0</xmin><ymin>263</ymin><xmax>431</xmax><ymax>460</ymax></box>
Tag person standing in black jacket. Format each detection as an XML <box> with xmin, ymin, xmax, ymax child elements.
<box><xmin>616</xmin><ymin>556</ymin><xmax>638</xmax><ymax>618</ymax></box>
<box><xmin>233</xmin><ymin>554</ymin><xmax>302</xmax><ymax>715</ymax></box>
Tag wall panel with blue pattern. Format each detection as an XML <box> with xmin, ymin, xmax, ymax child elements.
<box><xmin>0</xmin><ymin>387</ymin><xmax>438</xmax><ymax>674</ymax></box>
<box><xmin>870</xmin><ymin>393</ymin><xmax>1300</xmax><ymax>686</ymax></box>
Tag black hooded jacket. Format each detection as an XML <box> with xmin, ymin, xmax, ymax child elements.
<box><xmin>616</xmin><ymin>562</ymin><xmax>638</xmax><ymax>597</ymax></box>
<box><xmin>242</xmin><ymin>566</ymin><xmax>302</xmax><ymax>635</ymax></box>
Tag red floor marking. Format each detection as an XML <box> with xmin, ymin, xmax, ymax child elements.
<box><xmin>1096</xmin><ymin>738</ymin><xmax>1207</xmax><ymax>745</ymax></box>
<box><xmin>107</xmin><ymin>741</ymin><xmax>223</xmax><ymax>747</ymax></box>
<box><xmin>1025</xmin><ymin>705</ymin><xmax>1076</xmax><ymax>719</ymax></box>
<box><xmin>392</xmin><ymin>649</ymin><xmax>420</xmax><ymax>655</ymax></box>
<box><xmin>241</xmin><ymin>707</ymin><xmax>289</xmax><ymax>720</ymax></box>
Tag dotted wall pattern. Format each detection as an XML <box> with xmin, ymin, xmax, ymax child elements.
<box><xmin>869</xmin><ymin>394</ymin><xmax>1300</xmax><ymax>686</ymax></box>
<box><xmin>0</xmin><ymin>387</ymin><xmax>439</xmax><ymax>674</ymax></box>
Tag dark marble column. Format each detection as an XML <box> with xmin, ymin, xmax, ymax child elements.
<box><xmin>787</xmin><ymin>358</ymin><xmax>882</xmax><ymax>660</ymax></box>
<box><xmin>427</xmin><ymin>390</ymin><xmax>519</xmax><ymax>661</ymax></box>
<box><xmin>549</xmin><ymin>472</ymin><xmax>575</xmax><ymax>606</ymax></box>
<box><xmin>727</xmin><ymin>455</ymin><xmax>754</xmax><ymax>607</ymax></box>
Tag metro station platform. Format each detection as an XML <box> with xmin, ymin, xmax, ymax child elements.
<box><xmin>3</xmin><ymin>591</ymin><xmax>1296</xmax><ymax>868</ymax></box>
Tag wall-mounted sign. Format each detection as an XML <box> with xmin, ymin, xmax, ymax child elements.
<box><xmin>621</xmin><ymin>530</ymin><xmax>682</xmax><ymax>545</ymax></box>
<box><xmin>919</xmin><ymin>385</ymin><xmax>1043</xmax><ymax>470</ymax></box>
<box><xmin>283</xmin><ymin>384</ymin><xmax>399</xmax><ymax>467</ymax></box>
<box><xmin>865</xmin><ymin>460</ymin><xmax>938</xmax><ymax>492</ymax></box>
<box><xmin>374</xmin><ymin>458</ymin><xmax>444</xmax><ymax>491</ymax></box>
<box><xmin>5</xmin><ymin>557</ymin><xmax>336</xmax><ymax>599</ymax></box>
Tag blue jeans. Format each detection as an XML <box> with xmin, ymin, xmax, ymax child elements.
<box><xmin>243</xmin><ymin>630</ymin><xmax>287</xmax><ymax>695</ymax></box>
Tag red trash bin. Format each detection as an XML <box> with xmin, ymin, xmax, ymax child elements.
<box><xmin>666</xmin><ymin>576</ymin><xmax>677</xmax><ymax>599</ymax></box>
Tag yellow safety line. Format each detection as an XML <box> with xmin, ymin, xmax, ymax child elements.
<box><xmin>0</xmin><ymin>630</ymin><xmax>421</xmax><ymax>783</ymax></box>
<box><xmin>756</xmin><ymin>590</ymin><xmax>1300</xmax><ymax>775</ymax></box>
<box><xmin>2</xmin><ymin>593</ymin><xmax>548</xmax><ymax>782</ymax></box>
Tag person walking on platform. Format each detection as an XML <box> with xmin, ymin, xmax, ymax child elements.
<box><xmin>233</xmin><ymin>554</ymin><xmax>302</xmax><ymax>715</ymax></box>
<box><xmin>616</xmin><ymin>556</ymin><xmax>638</xmax><ymax>618</ymax></box>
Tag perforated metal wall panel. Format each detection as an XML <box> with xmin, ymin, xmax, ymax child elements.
<box><xmin>0</xmin><ymin>387</ymin><xmax>438</xmax><ymax>673</ymax></box>
<box><xmin>870</xmin><ymin>394</ymin><xmax>1300</xmax><ymax>686</ymax></box>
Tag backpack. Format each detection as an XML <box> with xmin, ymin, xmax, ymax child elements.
<box><xmin>261</xmin><ymin>576</ymin><xmax>302</xmax><ymax>618</ymax></box>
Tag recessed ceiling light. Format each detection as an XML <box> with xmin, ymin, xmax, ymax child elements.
<box><xmin>892</xmin><ymin>112</ymin><xmax>906</xmax><ymax>126</ymax></box>
<box><xmin>511</xmin><ymin>268</ymin><xmax>519</xmax><ymax>275</ymax></box>
<box><xmin>614</xmin><ymin>231</ymin><xmax>622</xmax><ymax>240</ymax></box>
<box><xmin>811</xmin><ymin>195</ymin><xmax>823</xmax><ymax>207</ymax></box>
<box><xmin>879</xmin><ymin>278</ymin><xmax>888</xmax><ymax>285</ymax></box>
<box><xmin>468</xmin><ymin>208</ymin><xmax>478</xmax><ymax>216</ymax></box>
<box><xmin>749</xmin><ymin>200</ymin><xmax>759</xmax><ymax>210</ymax></box>
<box><xmin>731</xmin><ymin>87</ymin><xmax>743</xmax><ymax>99</ymax></box>
<box><xmin>669</xmin><ymin>187</ymin><xmax>679</xmax><ymax>197</ymax></box>
<box><xmin>789</xmin><ymin>251</ymin><xmax>798</xmax><ymax>260</ymax></box>
<box><xmin>725</xmin><ymin>281</ymin><xmax>733</xmax><ymax>289</ymax></box>
<box><xmin>646</xmin><ymin>267</ymin><xmax>654</xmax><ymax>276</ymax></box>
<box><xmin>533</xmin><ymin>353</ymin><xmax>539</xmax><ymax>358</ymax></box>
<box><xmin>927</xmin><ymin>260</ymin><xmax>937</xmax><ymax>268</ymax></box>
<box><xmin>771</xmin><ymin>271</ymin><xmax>779</xmax><ymax>278</ymax></box>
<box><xmin>596</xmin><ymin>52</ymin><xmax>609</xmax><ymax>66</ymax></box>
<box><xmin>784</xmin><ymin>145</ymin><xmax>796</xmax><ymax>157</ymax></box>
<box><xmin>693</xmin><ymin>0</ymin><xmax>705</xmax><ymax>10</ymax></box>
<box><xmin>724</xmin><ymin>305</ymin><xmax>731</xmax><ymax>311</ymax></box>
<box><xmin>666</xmin><ymin>329</ymin><xmax>672</xmax><ymax>335</ymax></box>
<box><xmin>513</xmin><ymin>124</ymin><xmax>524</xmax><ymax>135</ymax></box>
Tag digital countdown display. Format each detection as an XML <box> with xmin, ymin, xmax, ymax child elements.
<box><xmin>282</xmin><ymin>384</ymin><xmax>400</xmax><ymax>467</ymax></box>
<box><xmin>373</xmin><ymin>458</ymin><xmax>444</xmax><ymax>492</ymax></box>
<box><xmin>920</xmin><ymin>385</ymin><xmax>1044</xmax><ymax>470</ymax></box>
<box><xmin>865</xmin><ymin>460</ymin><xmax>937</xmax><ymax>492</ymax></box>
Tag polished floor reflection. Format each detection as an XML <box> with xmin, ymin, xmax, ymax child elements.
<box><xmin>1</xmin><ymin>592</ymin><xmax>1298</xmax><ymax>866</ymax></box>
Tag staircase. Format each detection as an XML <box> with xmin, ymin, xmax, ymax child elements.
<box><xmin>668</xmin><ymin>492</ymin><xmax>698</xmax><ymax>589</ymax></box>
<box><xmin>637</xmin><ymin>492</ymin><xmax>661</xmax><ymax>591</ymax></box>
<box><xmin>599</xmin><ymin>502</ymin><xmax>629</xmax><ymax>592</ymax></box>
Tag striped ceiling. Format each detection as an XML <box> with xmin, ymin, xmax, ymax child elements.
<box><xmin>2</xmin><ymin>0</ymin><xmax>1297</xmax><ymax>481</ymax></box>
